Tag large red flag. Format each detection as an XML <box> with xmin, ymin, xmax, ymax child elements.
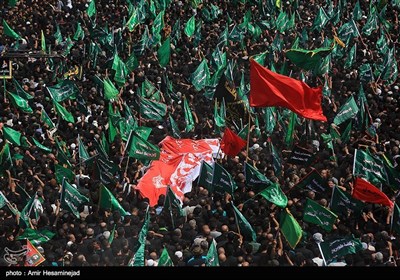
<box><xmin>221</xmin><ymin>127</ymin><xmax>246</xmax><ymax>157</ymax></box>
<box><xmin>249</xmin><ymin>59</ymin><xmax>327</xmax><ymax>121</ymax></box>
<box><xmin>352</xmin><ymin>177</ymin><xmax>394</xmax><ymax>208</ymax></box>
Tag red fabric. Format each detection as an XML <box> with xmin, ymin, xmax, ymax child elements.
<box><xmin>352</xmin><ymin>177</ymin><xmax>394</xmax><ymax>208</ymax></box>
<box><xmin>221</xmin><ymin>127</ymin><xmax>247</xmax><ymax>157</ymax></box>
<box><xmin>249</xmin><ymin>59</ymin><xmax>327</xmax><ymax>121</ymax></box>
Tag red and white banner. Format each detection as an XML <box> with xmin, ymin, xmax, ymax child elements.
<box><xmin>136</xmin><ymin>137</ymin><xmax>220</xmax><ymax>206</ymax></box>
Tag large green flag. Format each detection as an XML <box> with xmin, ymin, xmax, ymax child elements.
<box><xmin>263</xmin><ymin>107</ymin><xmax>276</xmax><ymax>135</ymax></box>
<box><xmin>103</xmin><ymin>78</ymin><xmax>119</xmax><ymax>101</ymax></box>
<box><xmin>129</xmin><ymin>243</ymin><xmax>145</xmax><ymax>266</ymax></box>
<box><xmin>138</xmin><ymin>97</ymin><xmax>167</xmax><ymax>121</ymax></box>
<box><xmin>206</xmin><ymin>239</ymin><xmax>219</xmax><ymax>267</ymax></box>
<box><xmin>12</xmin><ymin>78</ymin><xmax>33</xmax><ymax>100</ymax></box>
<box><xmin>19</xmin><ymin>192</ymin><xmax>43</xmax><ymax>228</ymax></box>
<box><xmin>353</xmin><ymin>149</ymin><xmax>387</xmax><ymax>185</ymax></box>
<box><xmin>125</xmin><ymin>52</ymin><xmax>139</xmax><ymax>73</ymax></box>
<box><xmin>285</xmin><ymin>111</ymin><xmax>297</xmax><ymax>148</ymax></box>
<box><xmin>379</xmin><ymin>47</ymin><xmax>398</xmax><ymax>85</ymax></box>
<box><xmin>338</xmin><ymin>19</ymin><xmax>359</xmax><ymax>43</ymax></box>
<box><xmin>352</xmin><ymin>0</ymin><xmax>363</xmax><ymax>21</ymax></box>
<box><xmin>212</xmin><ymin>162</ymin><xmax>238</xmax><ymax>195</ymax></box>
<box><xmin>112</xmin><ymin>53</ymin><xmax>128</xmax><ymax>87</ymax></box>
<box><xmin>32</xmin><ymin>138</ymin><xmax>52</xmax><ymax>153</ymax></box>
<box><xmin>275</xmin><ymin>10</ymin><xmax>289</xmax><ymax>33</ymax></box>
<box><xmin>61</xmin><ymin>180</ymin><xmax>89</xmax><ymax>219</ymax></box>
<box><xmin>270</xmin><ymin>142</ymin><xmax>282</xmax><ymax>177</ymax></box>
<box><xmin>78</xmin><ymin>136</ymin><xmax>91</xmax><ymax>163</ymax></box>
<box><xmin>73</xmin><ymin>22</ymin><xmax>84</xmax><ymax>41</ymax></box>
<box><xmin>158</xmin><ymin>247</ymin><xmax>174</xmax><ymax>267</ymax></box>
<box><xmin>8</xmin><ymin>0</ymin><xmax>18</xmax><ymax>7</ymax></box>
<box><xmin>214</xmin><ymin>99</ymin><xmax>226</xmax><ymax>129</ymax></box>
<box><xmin>333</xmin><ymin>95</ymin><xmax>359</xmax><ymax>125</ymax></box>
<box><xmin>53</xmin><ymin>100</ymin><xmax>75</xmax><ymax>123</ymax></box>
<box><xmin>198</xmin><ymin>161</ymin><xmax>214</xmax><ymax>192</ymax></box>
<box><xmin>320</xmin><ymin>236</ymin><xmax>363</xmax><ymax>264</ymax></box>
<box><xmin>382</xmin><ymin>158</ymin><xmax>400</xmax><ymax>191</ymax></box>
<box><xmin>359</xmin><ymin>63</ymin><xmax>374</xmax><ymax>83</ymax></box>
<box><xmin>362</xmin><ymin>6</ymin><xmax>378</xmax><ymax>36</ymax></box>
<box><xmin>164</xmin><ymin>185</ymin><xmax>184</xmax><ymax>216</ymax></box>
<box><xmin>168</xmin><ymin>114</ymin><xmax>181</xmax><ymax>139</ymax></box>
<box><xmin>55</xmin><ymin>138</ymin><xmax>72</xmax><ymax>168</ymax></box>
<box><xmin>157</xmin><ymin>37</ymin><xmax>171</xmax><ymax>67</ymax></box>
<box><xmin>6</xmin><ymin>91</ymin><xmax>33</xmax><ymax>114</ymax></box>
<box><xmin>286</xmin><ymin>47</ymin><xmax>333</xmax><ymax>71</ymax></box>
<box><xmin>244</xmin><ymin>162</ymin><xmax>272</xmax><ymax>192</ymax></box>
<box><xmin>17</xmin><ymin>228</ymin><xmax>55</xmax><ymax>246</ymax></box>
<box><xmin>47</xmin><ymin>80</ymin><xmax>79</xmax><ymax>102</ymax></box>
<box><xmin>2</xmin><ymin>19</ymin><xmax>21</xmax><ymax>39</ymax></box>
<box><xmin>152</xmin><ymin>11</ymin><xmax>164</xmax><ymax>45</ymax></box>
<box><xmin>141</xmin><ymin>79</ymin><xmax>161</xmax><ymax>101</ymax></box>
<box><xmin>86</xmin><ymin>0</ymin><xmax>96</xmax><ymax>17</ymax></box>
<box><xmin>184</xmin><ymin>15</ymin><xmax>196</xmax><ymax>37</ymax></box>
<box><xmin>127</xmin><ymin>131</ymin><xmax>160</xmax><ymax>160</ymax></box>
<box><xmin>303</xmin><ymin>198</ymin><xmax>337</xmax><ymax>232</ymax></box>
<box><xmin>0</xmin><ymin>143</ymin><xmax>13</xmax><ymax>174</ymax></box>
<box><xmin>41</xmin><ymin>30</ymin><xmax>46</xmax><ymax>53</ymax></box>
<box><xmin>183</xmin><ymin>98</ymin><xmax>195</xmax><ymax>132</ymax></box>
<box><xmin>312</xmin><ymin>7</ymin><xmax>330</xmax><ymax>32</ymax></box>
<box><xmin>232</xmin><ymin>202</ymin><xmax>257</xmax><ymax>242</ymax></box>
<box><xmin>54</xmin><ymin>163</ymin><xmax>75</xmax><ymax>185</ymax></box>
<box><xmin>259</xmin><ymin>183</ymin><xmax>287</xmax><ymax>208</ymax></box>
<box><xmin>330</xmin><ymin>186</ymin><xmax>364</xmax><ymax>215</ymax></box>
<box><xmin>392</xmin><ymin>203</ymin><xmax>400</xmax><ymax>234</ymax></box>
<box><xmin>191</xmin><ymin>59</ymin><xmax>210</xmax><ymax>91</ymax></box>
<box><xmin>99</xmin><ymin>185</ymin><xmax>129</xmax><ymax>216</ymax></box>
<box><xmin>54</xmin><ymin>24</ymin><xmax>63</xmax><ymax>45</ymax></box>
<box><xmin>237</xmin><ymin>123</ymin><xmax>249</xmax><ymax>140</ymax></box>
<box><xmin>280</xmin><ymin>209</ymin><xmax>302</xmax><ymax>249</ymax></box>
<box><xmin>2</xmin><ymin>126</ymin><xmax>21</xmax><ymax>146</ymax></box>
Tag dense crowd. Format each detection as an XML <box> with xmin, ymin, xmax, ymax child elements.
<box><xmin>0</xmin><ymin>0</ymin><xmax>399</xmax><ymax>267</ymax></box>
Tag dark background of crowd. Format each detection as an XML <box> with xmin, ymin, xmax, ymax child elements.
<box><xmin>0</xmin><ymin>0</ymin><xmax>399</xmax><ymax>267</ymax></box>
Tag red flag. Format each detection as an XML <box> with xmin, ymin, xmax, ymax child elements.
<box><xmin>352</xmin><ymin>177</ymin><xmax>394</xmax><ymax>208</ymax></box>
<box><xmin>221</xmin><ymin>127</ymin><xmax>247</xmax><ymax>157</ymax></box>
<box><xmin>25</xmin><ymin>239</ymin><xmax>45</xmax><ymax>267</ymax></box>
<box><xmin>249</xmin><ymin>59</ymin><xmax>327</xmax><ymax>121</ymax></box>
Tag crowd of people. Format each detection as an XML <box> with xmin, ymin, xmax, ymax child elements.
<box><xmin>0</xmin><ymin>0</ymin><xmax>399</xmax><ymax>267</ymax></box>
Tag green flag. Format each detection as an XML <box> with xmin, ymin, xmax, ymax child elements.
<box><xmin>338</xmin><ymin>19</ymin><xmax>360</xmax><ymax>43</ymax></box>
<box><xmin>141</xmin><ymin>79</ymin><xmax>161</xmax><ymax>101</ymax></box>
<box><xmin>17</xmin><ymin>228</ymin><xmax>55</xmax><ymax>246</ymax></box>
<box><xmin>275</xmin><ymin>10</ymin><xmax>289</xmax><ymax>33</ymax></box>
<box><xmin>53</xmin><ymin>100</ymin><xmax>75</xmax><ymax>123</ymax></box>
<box><xmin>353</xmin><ymin>149</ymin><xmax>387</xmax><ymax>185</ymax></box>
<box><xmin>55</xmin><ymin>163</ymin><xmax>75</xmax><ymax>185</ymax></box>
<box><xmin>8</xmin><ymin>0</ymin><xmax>18</xmax><ymax>7</ymax></box>
<box><xmin>103</xmin><ymin>78</ymin><xmax>119</xmax><ymax>101</ymax></box>
<box><xmin>330</xmin><ymin>186</ymin><xmax>364</xmax><ymax>215</ymax></box>
<box><xmin>232</xmin><ymin>203</ymin><xmax>257</xmax><ymax>242</ymax></box>
<box><xmin>138</xmin><ymin>206</ymin><xmax>150</xmax><ymax>245</ymax></box>
<box><xmin>152</xmin><ymin>11</ymin><xmax>164</xmax><ymax>45</ymax></box>
<box><xmin>61</xmin><ymin>180</ymin><xmax>89</xmax><ymax>219</ymax></box>
<box><xmin>158</xmin><ymin>247</ymin><xmax>174</xmax><ymax>267</ymax></box>
<box><xmin>2</xmin><ymin>126</ymin><xmax>21</xmax><ymax>146</ymax></box>
<box><xmin>73</xmin><ymin>22</ymin><xmax>84</xmax><ymax>41</ymax></box>
<box><xmin>295</xmin><ymin>169</ymin><xmax>328</xmax><ymax>193</ymax></box>
<box><xmin>359</xmin><ymin>63</ymin><xmax>374</xmax><ymax>83</ymax></box>
<box><xmin>206</xmin><ymin>239</ymin><xmax>219</xmax><ymax>266</ymax></box>
<box><xmin>40</xmin><ymin>108</ymin><xmax>55</xmax><ymax>129</ymax></box>
<box><xmin>138</xmin><ymin>97</ymin><xmax>167</xmax><ymax>121</ymax></box>
<box><xmin>352</xmin><ymin>1</ymin><xmax>363</xmax><ymax>21</ymax></box>
<box><xmin>127</xmin><ymin>131</ymin><xmax>160</xmax><ymax>160</ymax></box>
<box><xmin>54</xmin><ymin>24</ymin><xmax>63</xmax><ymax>45</ymax></box>
<box><xmin>0</xmin><ymin>143</ymin><xmax>13</xmax><ymax>174</ymax></box>
<box><xmin>41</xmin><ymin>30</ymin><xmax>46</xmax><ymax>53</ymax></box>
<box><xmin>244</xmin><ymin>162</ymin><xmax>272</xmax><ymax>193</ymax></box>
<box><xmin>191</xmin><ymin>59</ymin><xmax>210</xmax><ymax>91</ymax></box>
<box><xmin>214</xmin><ymin>99</ymin><xmax>226</xmax><ymax>129</ymax></box>
<box><xmin>392</xmin><ymin>203</ymin><xmax>400</xmax><ymax>234</ymax></box>
<box><xmin>198</xmin><ymin>160</ymin><xmax>214</xmax><ymax>193</ymax></box>
<box><xmin>303</xmin><ymin>198</ymin><xmax>337</xmax><ymax>232</ymax></box>
<box><xmin>164</xmin><ymin>185</ymin><xmax>184</xmax><ymax>216</ymax></box>
<box><xmin>379</xmin><ymin>47</ymin><xmax>398</xmax><ymax>85</ymax></box>
<box><xmin>55</xmin><ymin>138</ymin><xmax>72</xmax><ymax>168</ymax></box>
<box><xmin>47</xmin><ymin>80</ymin><xmax>79</xmax><ymax>102</ymax></box>
<box><xmin>129</xmin><ymin>243</ymin><xmax>145</xmax><ymax>266</ymax></box>
<box><xmin>112</xmin><ymin>53</ymin><xmax>128</xmax><ymax>87</ymax></box>
<box><xmin>99</xmin><ymin>185</ymin><xmax>129</xmax><ymax>216</ymax></box>
<box><xmin>362</xmin><ymin>6</ymin><xmax>378</xmax><ymax>36</ymax></box>
<box><xmin>286</xmin><ymin>46</ymin><xmax>333</xmax><ymax>71</ymax></box>
<box><xmin>333</xmin><ymin>95</ymin><xmax>359</xmax><ymax>125</ymax></box>
<box><xmin>237</xmin><ymin>124</ymin><xmax>249</xmax><ymax>140</ymax></box>
<box><xmin>252</xmin><ymin>51</ymin><xmax>268</xmax><ymax>66</ymax></box>
<box><xmin>0</xmin><ymin>191</ymin><xmax>8</xmax><ymax>209</ymax></box>
<box><xmin>86</xmin><ymin>0</ymin><xmax>96</xmax><ymax>17</ymax></box>
<box><xmin>280</xmin><ymin>209</ymin><xmax>302</xmax><ymax>249</ymax></box>
<box><xmin>212</xmin><ymin>162</ymin><xmax>237</xmax><ymax>195</ymax></box>
<box><xmin>259</xmin><ymin>183</ymin><xmax>288</xmax><ymax>208</ymax></box>
<box><xmin>320</xmin><ymin>236</ymin><xmax>362</xmax><ymax>264</ymax></box>
<box><xmin>312</xmin><ymin>7</ymin><xmax>330</xmax><ymax>32</ymax></box>
<box><xmin>270</xmin><ymin>142</ymin><xmax>282</xmax><ymax>177</ymax></box>
<box><xmin>285</xmin><ymin>111</ymin><xmax>297</xmax><ymax>148</ymax></box>
<box><xmin>32</xmin><ymin>138</ymin><xmax>52</xmax><ymax>153</ymax></box>
<box><xmin>344</xmin><ymin>43</ymin><xmax>357</xmax><ymax>69</ymax></box>
<box><xmin>126</xmin><ymin>8</ymin><xmax>139</xmax><ymax>31</ymax></box>
<box><xmin>12</xmin><ymin>78</ymin><xmax>33</xmax><ymax>100</ymax></box>
<box><xmin>2</xmin><ymin>19</ymin><xmax>21</xmax><ymax>39</ymax></box>
<box><xmin>78</xmin><ymin>136</ymin><xmax>90</xmax><ymax>163</ymax></box>
<box><xmin>168</xmin><ymin>114</ymin><xmax>181</xmax><ymax>139</ymax></box>
<box><xmin>158</xmin><ymin>37</ymin><xmax>171</xmax><ymax>67</ymax></box>
<box><xmin>184</xmin><ymin>15</ymin><xmax>196</xmax><ymax>37</ymax></box>
<box><xmin>125</xmin><ymin>52</ymin><xmax>139</xmax><ymax>73</ymax></box>
<box><xmin>6</xmin><ymin>91</ymin><xmax>33</xmax><ymax>114</ymax></box>
<box><xmin>183</xmin><ymin>98</ymin><xmax>195</xmax><ymax>133</ymax></box>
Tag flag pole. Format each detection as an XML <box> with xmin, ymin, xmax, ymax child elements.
<box><xmin>317</xmin><ymin>241</ymin><xmax>327</xmax><ymax>266</ymax></box>
<box><xmin>231</xmin><ymin>201</ymin><xmax>242</xmax><ymax>237</ymax></box>
<box><xmin>245</xmin><ymin>112</ymin><xmax>252</xmax><ymax>163</ymax></box>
